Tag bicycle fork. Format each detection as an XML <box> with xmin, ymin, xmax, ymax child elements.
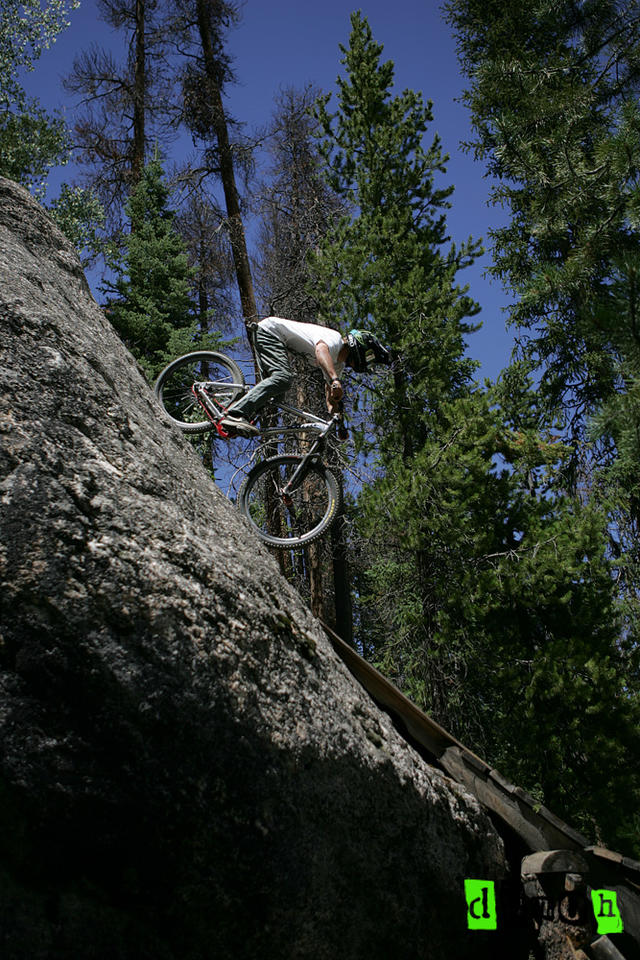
<box><xmin>279</xmin><ymin>441</ymin><xmax>323</xmax><ymax>503</ymax></box>
<box><xmin>278</xmin><ymin>416</ymin><xmax>338</xmax><ymax>503</ymax></box>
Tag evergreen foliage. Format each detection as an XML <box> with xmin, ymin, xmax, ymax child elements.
<box><xmin>440</xmin><ymin>0</ymin><xmax>640</xmax><ymax>850</ymax></box>
<box><xmin>103</xmin><ymin>156</ymin><xmax>209</xmax><ymax>380</ymax></box>
<box><xmin>315</xmin><ymin>11</ymin><xmax>640</xmax><ymax>854</ymax></box>
<box><xmin>312</xmin><ymin>9</ymin><xmax>484</xmax><ymax>676</ymax></box>
<box><xmin>314</xmin><ymin>13</ymin><xmax>481</xmax><ymax>441</ymax></box>
<box><xmin>443</xmin><ymin>0</ymin><xmax>640</xmax><ymax>450</ymax></box>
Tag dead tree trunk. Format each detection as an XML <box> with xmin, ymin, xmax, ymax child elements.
<box><xmin>194</xmin><ymin>0</ymin><xmax>257</xmax><ymax>328</ymax></box>
<box><xmin>131</xmin><ymin>0</ymin><xmax>146</xmax><ymax>187</ymax></box>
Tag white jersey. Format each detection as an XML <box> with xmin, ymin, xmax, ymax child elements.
<box><xmin>258</xmin><ymin>316</ymin><xmax>345</xmax><ymax>382</ymax></box>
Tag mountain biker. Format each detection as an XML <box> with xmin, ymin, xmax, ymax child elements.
<box><xmin>219</xmin><ymin>316</ymin><xmax>393</xmax><ymax>436</ymax></box>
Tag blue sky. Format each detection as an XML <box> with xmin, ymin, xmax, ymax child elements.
<box><xmin>21</xmin><ymin>0</ymin><xmax>514</xmax><ymax>379</ymax></box>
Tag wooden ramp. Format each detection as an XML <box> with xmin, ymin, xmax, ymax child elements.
<box><xmin>321</xmin><ymin>621</ymin><xmax>640</xmax><ymax>956</ymax></box>
<box><xmin>322</xmin><ymin>619</ymin><xmax>588</xmax><ymax>851</ymax></box>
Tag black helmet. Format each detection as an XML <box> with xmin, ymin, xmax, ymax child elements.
<box><xmin>347</xmin><ymin>329</ymin><xmax>393</xmax><ymax>373</ymax></box>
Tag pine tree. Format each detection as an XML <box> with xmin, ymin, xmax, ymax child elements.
<box><xmin>256</xmin><ymin>86</ymin><xmax>343</xmax><ymax>319</ymax></box>
<box><xmin>64</xmin><ymin>0</ymin><xmax>169</xmax><ymax>227</ymax></box>
<box><xmin>175</xmin><ymin>186</ymin><xmax>236</xmax><ymax>332</ymax></box>
<box><xmin>169</xmin><ymin>0</ymin><xmax>258</xmax><ymax>328</ymax></box>
<box><xmin>314</xmin><ymin>11</ymin><xmax>640</xmax><ymax>854</ymax></box>
<box><xmin>443</xmin><ymin>0</ymin><xmax>640</xmax><ymax>452</ymax></box>
<box><xmin>103</xmin><ymin>155</ymin><xmax>201</xmax><ymax>379</ymax></box>
<box><xmin>255</xmin><ymin>87</ymin><xmax>351</xmax><ymax>633</ymax></box>
<box><xmin>312</xmin><ymin>12</ymin><xmax>482</xmax><ymax>654</ymax></box>
<box><xmin>440</xmin><ymin>0</ymin><xmax>640</xmax><ymax>850</ymax></box>
<box><xmin>314</xmin><ymin>13</ymin><xmax>481</xmax><ymax>446</ymax></box>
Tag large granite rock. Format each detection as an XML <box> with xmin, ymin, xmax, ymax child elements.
<box><xmin>0</xmin><ymin>177</ymin><xmax>511</xmax><ymax>958</ymax></box>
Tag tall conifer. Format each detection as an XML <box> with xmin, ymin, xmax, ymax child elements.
<box><xmin>103</xmin><ymin>155</ymin><xmax>199</xmax><ymax>379</ymax></box>
<box><xmin>443</xmin><ymin>0</ymin><xmax>640</xmax><ymax>456</ymax></box>
<box><xmin>314</xmin><ymin>12</ymin><xmax>640</xmax><ymax>852</ymax></box>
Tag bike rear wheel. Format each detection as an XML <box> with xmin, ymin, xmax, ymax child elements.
<box><xmin>238</xmin><ymin>454</ymin><xmax>341</xmax><ymax>549</ymax></box>
<box><xmin>154</xmin><ymin>351</ymin><xmax>245</xmax><ymax>434</ymax></box>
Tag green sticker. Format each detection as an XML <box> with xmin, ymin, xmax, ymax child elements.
<box><xmin>465</xmin><ymin>879</ymin><xmax>497</xmax><ymax>930</ymax></box>
<box><xmin>591</xmin><ymin>889</ymin><xmax>624</xmax><ymax>934</ymax></box>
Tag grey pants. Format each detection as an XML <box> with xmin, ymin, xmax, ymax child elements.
<box><xmin>228</xmin><ymin>327</ymin><xmax>294</xmax><ymax>421</ymax></box>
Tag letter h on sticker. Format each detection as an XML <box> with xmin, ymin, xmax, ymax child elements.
<box><xmin>591</xmin><ymin>890</ymin><xmax>624</xmax><ymax>935</ymax></box>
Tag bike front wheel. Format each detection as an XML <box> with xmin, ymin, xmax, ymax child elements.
<box><xmin>238</xmin><ymin>455</ymin><xmax>342</xmax><ymax>549</ymax></box>
<box><xmin>154</xmin><ymin>351</ymin><xmax>245</xmax><ymax>433</ymax></box>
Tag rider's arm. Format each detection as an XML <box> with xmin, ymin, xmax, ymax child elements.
<box><xmin>315</xmin><ymin>340</ymin><xmax>343</xmax><ymax>412</ymax></box>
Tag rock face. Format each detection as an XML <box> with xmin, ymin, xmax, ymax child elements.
<box><xmin>0</xmin><ymin>178</ymin><xmax>509</xmax><ymax>959</ymax></box>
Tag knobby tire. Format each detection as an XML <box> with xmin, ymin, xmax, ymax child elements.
<box><xmin>238</xmin><ymin>454</ymin><xmax>341</xmax><ymax>549</ymax></box>
<box><xmin>154</xmin><ymin>351</ymin><xmax>245</xmax><ymax>434</ymax></box>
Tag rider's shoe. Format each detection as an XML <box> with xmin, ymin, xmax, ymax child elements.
<box><xmin>219</xmin><ymin>413</ymin><xmax>258</xmax><ymax>437</ymax></box>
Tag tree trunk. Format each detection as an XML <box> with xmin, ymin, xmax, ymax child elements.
<box><xmin>332</xmin><ymin>509</ymin><xmax>353</xmax><ymax>644</ymax></box>
<box><xmin>132</xmin><ymin>0</ymin><xmax>146</xmax><ymax>186</ymax></box>
<box><xmin>195</xmin><ymin>0</ymin><xmax>257</xmax><ymax>328</ymax></box>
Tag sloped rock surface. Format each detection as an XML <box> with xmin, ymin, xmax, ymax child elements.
<box><xmin>0</xmin><ymin>178</ymin><xmax>510</xmax><ymax>959</ymax></box>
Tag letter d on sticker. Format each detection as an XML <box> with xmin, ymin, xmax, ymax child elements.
<box><xmin>465</xmin><ymin>879</ymin><xmax>497</xmax><ymax>930</ymax></box>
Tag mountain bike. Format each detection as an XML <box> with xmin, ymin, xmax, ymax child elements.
<box><xmin>154</xmin><ymin>350</ymin><xmax>343</xmax><ymax>549</ymax></box>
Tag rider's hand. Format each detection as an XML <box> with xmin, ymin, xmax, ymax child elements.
<box><xmin>329</xmin><ymin>379</ymin><xmax>343</xmax><ymax>403</ymax></box>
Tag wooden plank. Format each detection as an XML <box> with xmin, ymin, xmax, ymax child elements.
<box><xmin>320</xmin><ymin>621</ymin><xmax>625</xmax><ymax>859</ymax></box>
<box><xmin>521</xmin><ymin>850</ymin><xmax>590</xmax><ymax>877</ymax></box>
<box><xmin>321</xmin><ymin>620</ymin><xmax>589</xmax><ymax>852</ymax></box>
<box><xmin>322</xmin><ymin>621</ymin><xmax>471</xmax><ymax>761</ymax></box>
<box><xmin>534</xmin><ymin>805</ymin><xmax>589</xmax><ymax>848</ymax></box>
<box><xmin>322</xmin><ymin>618</ymin><xmax>640</xmax><ymax>945</ymax></box>
<box><xmin>589</xmin><ymin>937</ymin><xmax>628</xmax><ymax>960</ymax></box>
<box><xmin>441</xmin><ymin>746</ymin><xmax>588</xmax><ymax>852</ymax></box>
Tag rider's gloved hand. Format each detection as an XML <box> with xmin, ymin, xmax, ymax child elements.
<box><xmin>330</xmin><ymin>378</ymin><xmax>343</xmax><ymax>403</ymax></box>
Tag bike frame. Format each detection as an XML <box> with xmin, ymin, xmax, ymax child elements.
<box><xmin>194</xmin><ymin>381</ymin><xmax>331</xmax><ymax>434</ymax></box>
<box><xmin>264</xmin><ymin>407</ymin><xmax>340</xmax><ymax>498</ymax></box>
<box><xmin>192</xmin><ymin>379</ymin><xmax>341</xmax><ymax>495</ymax></box>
